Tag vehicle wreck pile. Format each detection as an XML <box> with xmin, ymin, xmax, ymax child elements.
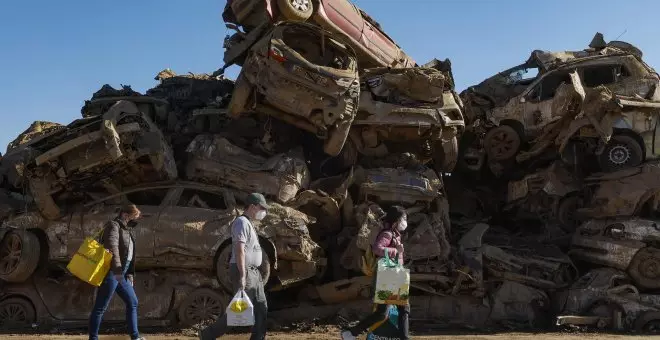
<box><xmin>0</xmin><ymin>0</ymin><xmax>660</xmax><ymax>335</ymax></box>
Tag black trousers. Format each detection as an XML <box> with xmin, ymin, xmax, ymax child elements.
<box><xmin>349</xmin><ymin>303</ymin><xmax>410</xmax><ymax>339</ymax></box>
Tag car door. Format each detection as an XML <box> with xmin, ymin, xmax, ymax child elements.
<box><xmin>317</xmin><ymin>0</ymin><xmax>363</xmax><ymax>42</ymax></box>
<box><xmin>521</xmin><ymin>69</ymin><xmax>575</xmax><ymax>134</ymax></box>
<box><xmin>74</xmin><ymin>187</ymin><xmax>169</xmax><ymax>262</ymax></box>
<box><xmin>154</xmin><ymin>187</ymin><xmax>237</xmax><ymax>267</ymax></box>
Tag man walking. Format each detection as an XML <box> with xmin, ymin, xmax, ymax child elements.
<box><xmin>199</xmin><ymin>193</ymin><xmax>269</xmax><ymax>340</ymax></box>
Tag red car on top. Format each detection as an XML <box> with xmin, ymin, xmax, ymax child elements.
<box><xmin>222</xmin><ymin>0</ymin><xmax>416</xmax><ymax>70</ymax></box>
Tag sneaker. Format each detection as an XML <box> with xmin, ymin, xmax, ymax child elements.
<box><xmin>340</xmin><ymin>330</ymin><xmax>356</xmax><ymax>340</ymax></box>
<box><xmin>132</xmin><ymin>337</ymin><xmax>147</xmax><ymax>340</ymax></box>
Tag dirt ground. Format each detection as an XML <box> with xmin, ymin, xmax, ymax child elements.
<box><xmin>2</xmin><ymin>333</ymin><xmax>660</xmax><ymax>339</ymax></box>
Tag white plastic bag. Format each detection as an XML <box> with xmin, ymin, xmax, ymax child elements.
<box><xmin>226</xmin><ymin>290</ymin><xmax>255</xmax><ymax>326</ymax></box>
<box><xmin>373</xmin><ymin>253</ymin><xmax>410</xmax><ymax>305</ymax></box>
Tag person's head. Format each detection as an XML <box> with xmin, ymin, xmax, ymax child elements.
<box><xmin>383</xmin><ymin>205</ymin><xmax>407</xmax><ymax>233</ymax></box>
<box><xmin>244</xmin><ymin>193</ymin><xmax>269</xmax><ymax>221</ymax></box>
<box><xmin>119</xmin><ymin>204</ymin><xmax>141</xmax><ymax>227</ymax></box>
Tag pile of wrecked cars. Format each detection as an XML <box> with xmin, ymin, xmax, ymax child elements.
<box><xmin>0</xmin><ymin>0</ymin><xmax>660</xmax><ymax>335</ymax></box>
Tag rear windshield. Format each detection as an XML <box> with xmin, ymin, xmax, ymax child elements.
<box><xmin>282</xmin><ymin>26</ymin><xmax>355</xmax><ymax>71</ymax></box>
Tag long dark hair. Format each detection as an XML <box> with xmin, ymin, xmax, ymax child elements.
<box><xmin>383</xmin><ymin>205</ymin><xmax>406</xmax><ymax>229</ymax></box>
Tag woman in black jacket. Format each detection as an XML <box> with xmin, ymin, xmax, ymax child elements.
<box><xmin>88</xmin><ymin>204</ymin><xmax>146</xmax><ymax>340</ymax></box>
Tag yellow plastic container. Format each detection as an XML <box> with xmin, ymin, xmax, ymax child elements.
<box><xmin>66</xmin><ymin>230</ymin><xmax>112</xmax><ymax>287</ymax></box>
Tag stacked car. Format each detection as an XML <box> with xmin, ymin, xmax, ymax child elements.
<box><xmin>1</xmin><ymin>1</ymin><xmax>660</xmax><ymax>334</ymax></box>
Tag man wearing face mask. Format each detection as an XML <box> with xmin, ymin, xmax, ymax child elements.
<box><xmin>89</xmin><ymin>204</ymin><xmax>146</xmax><ymax>340</ymax></box>
<box><xmin>341</xmin><ymin>205</ymin><xmax>410</xmax><ymax>340</ymax></box>
<box><xmin>199</xmin><ymin>193</ymin><xmax>269</xmax><ymax>340</ymax></box>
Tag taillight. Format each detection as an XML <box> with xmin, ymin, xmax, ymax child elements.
<box><xmin>269</xmin><ymin>46</ymin><xmax>286</xmax><ymax>63</ymax></box>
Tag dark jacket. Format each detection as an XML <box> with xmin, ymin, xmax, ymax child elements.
<box><xmin>101</xmin><ymin>217</ymin><xmax>136</xmax><ymax>279</ymax></box>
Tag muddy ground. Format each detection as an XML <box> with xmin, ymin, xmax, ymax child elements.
<box><xmin>1</xmin><ymin>332</ymin><xmax>658</xmax><ymax>339</ymax></box>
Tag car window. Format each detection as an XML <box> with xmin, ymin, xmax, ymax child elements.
<box><xmin>527</xmin><ymin>71</ymin><xmax>572</xmax><ymax>101</ymax></box>
<box><xmin>177</xmin><ymin>189</ymin><xmax>227</xmax><ymax>210</ymax></box>
<box><xmin>125</xmin><ymin>189</ymin><xmax>169</xmax><ymax>206</ymax></box>
<box><xmin>582</xmin><ymin>64</ymin><xmax>630</xmax><ymax>87</ymax></box>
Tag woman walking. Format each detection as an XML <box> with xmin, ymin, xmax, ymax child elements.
<box><xmin>88</xmin><ymin>204</ymin><xmax>146</xmax><ymax>340</ymax></box>
<box><xmin>341</xmin><ymin>205</ymin><xmax>410</xmax><ymax>340</ymax></box>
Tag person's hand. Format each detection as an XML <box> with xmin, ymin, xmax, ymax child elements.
<box><xmin>239</xmin><ymin>275</ymin><xmax>247</xmax><ymax>291</ymax></box>
<box><xmin>396</xmin><ymin>243</ymin><xmax>404</xmax><ymax>254</ymax></box>
<box><xmin>127</xmin><ymin>276</ymin><xmax>134</xmax><ymax>287</ymax></box>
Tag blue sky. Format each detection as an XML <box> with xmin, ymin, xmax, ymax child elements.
<box><xmin>1</xmin><ymin>0</ymin><xmax>658</xmax><ymax>153</ymax></box>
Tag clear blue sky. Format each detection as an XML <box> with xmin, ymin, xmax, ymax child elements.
<box><xmin>1</xmin><ymin>0</ymin><xmax>659</xmax><ymax>153</ymax></box>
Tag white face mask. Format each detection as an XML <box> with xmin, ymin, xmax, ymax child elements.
<box><xmin>255</xmin><ymin>210</ymin><xmax>267</xmax><ymax>221</ymax></box>
<box><xmin>397</xmin><ymin>219</ymin><xmax>407</xmax><ymax>232</ymax></box>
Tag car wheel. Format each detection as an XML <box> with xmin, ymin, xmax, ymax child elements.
<box><xmin>215</xmin><ymin>245</ymin><xmax>233</xmax><ymax>294</ymax></box>
<box><xmin>0</xmin><ymin>230</ymin><xmax>41</xmax><ymax>283</ymax></box>
<box><xmin>634</xmin><ymin>311</ymin><xmax>660</xmax><ymax>334</ymax></box>
<box><xmin>0</xmin><ymin>297</ymin><xmax>36</xmax><ymax>329</ymax></box>
<box><xmin>228</xmin><ymin>73</ymin><xmax>253</xmax><ymax>118</ymax></box>
<box><xmin>177</xmin><ymin>288</ymin><xmax>228</xmax><ymax>327</ymax></box>
<box><xmin>433</xmin><ymin>136</ymin><xmax>458</xmax><ymax>173</ymax></box>
<box><xmin>484</xmin><ymin>125</ymin><xmax>521</xmax><ymax>161</ymax></box>
<box><xmin>258</xmin><ymin>251</ymin><xmax>271</xmax><ymax>285</ymax></box>
<box><xmin>277</xmin><ymin>0</ymin><xmax>313</xmax><ymax>21</ymax></box>
<box><xmin>628</xmin><ymin>247</ymin><xmax>660</xmax><ymax>290</ymax></box>
<box><xmin>598</xmin><ymin>134</ymin><xmax>643</xmax><ymax>172</ymax></box>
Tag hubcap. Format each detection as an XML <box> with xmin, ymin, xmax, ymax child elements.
<box><xmin>640</xmin><ymin>257</ymin><xmax>660</xmax><ymax>279</ymax></box>
<box><xmin>0</xmin><ymin>234</ymin><xmax>22</xmax><ymax>275</ymax></box>
<box><xmin>0</xmin><ymin>303</ymin><xmax>28</xmax><ymax>325</ymax></box>
<box><xmin>185</xmin><ymin>294</ymin><xmax>223</xmax><ymax>323</ymax></box>
<box><xmin>608</xmin><ymin>145</ymin><xmax>631</xmax><ymax>165</ymax></box>
<box><xmin>487</xmin><ymin>130</ymin><xmax>518</xmax><ymax>160</ymax></box>
<box><xmin>290</xmin><ymin>0</ymin><xmax>310</xmax><ymax>12</ymax></box>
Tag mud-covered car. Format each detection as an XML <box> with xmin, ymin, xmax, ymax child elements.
<box><xmin>228</xmin><ymin>21</ymin><xmax>360</xmax><ymax>156</ymax></box>
<box><xmin>0</xmin><ymin>121</ymin><xmax>65</xmax><ymax>191</ymax></box>
<box><xmin>184</xmin><ymin>134</ymin><xmax>310</xmax><ymax>204</ymax></box>
<box><xmin>504</xmin><ymin>161</ymin><xmax>581</xmax><ymax>230</ymax></box>
<box><xmin>570</xmin><ymin>218</ymin><xmax>660</xmax><ymax>290</ymax></box>
<box><xmin>0</xmin><ymin>268</ymin><xmax>228</xmax><ymax>329</ymax></box>
<box><xmin>457</xmin><ymin>223</ymin><xmax>578</xmax><ymax>291</ymax></box>
<box><xmin>556</xmin><ymin>268</ymin><xmax>660</xmax><ymax>333</ymax></box>
<box><xmin>351</xmin><ymin>59</ymin><xmax>465</xmax><ymax>172</ymax></box>
<box><xmin>0</xmin><ymin>181</ymin><xmax>325</xmax><ymax>293</ymax></box>
<box><xmin>576</xmin><ymin>161</ymin><xmax>660</xmax><ymax>219</ymax></box>
<box><xmin>339</xmin><ymin>165</ymin><xmax>452</xmax><ymax>295</ymax></box>
<box><xmin>461</xmin><ymin>33</ymin><xmax>660</xmax><ymax>171</ymax></box>
<box><xmin>222</xmin><ymin>0</ymin><xmax>416</xmax><ymax>69</ymax></box>
<box><xmin>19</xmin><ymin>101</ymin><xmax>178</xmax><ymax>221</ymax></box>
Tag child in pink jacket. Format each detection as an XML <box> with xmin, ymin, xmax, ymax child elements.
<box><xmin>341</xmin><ymin>205</ymin><xmax>410</xmax><ymax>340</ymax></box>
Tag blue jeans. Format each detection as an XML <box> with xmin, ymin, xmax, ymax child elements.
<box><xmin>88</xmin><ymin>267</ymin><xmax>139</xmax><ymax>340</ymax></box>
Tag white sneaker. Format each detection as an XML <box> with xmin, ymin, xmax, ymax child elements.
<box><xmin>341</xmin><ymin>330</ymin><xmax>356</xmax><ymax>340</ymax></box>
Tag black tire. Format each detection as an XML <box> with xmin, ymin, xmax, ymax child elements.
<box><xmin>598</xmin><ymin>134</ymin><xmax>643</xmax><ymax>172</ymax></box>
<box><xmin>228</xmin><ymin>73</ymin><xmax>253</xmax><ymax>118</ymax></box>
<box><xmin>277</xmin><ymin>0</ymin><xmax>313</xmax><ymax>21</ymax></box>
<box><xmin>628</xmin><ymin>247</ymin><xmax>660</xmax><ymax>290</ymax></box>
<box><xmin>177</xmin><ymin>288</ymin><xmax>228</xmax><ymax>327</ymax></box>
<box><xmin>484</xmin><ymin>125</ymin><xmax>521</xmax><ymax>161</ymax></box>
<box><xmin>433</xmin><ymin>136</ymin><xmax>459</xmax><ymax>173</ymax></box>
<box><xmin>0</xmin><ymin>297</ymin><xmax>35</xmax><ymax>329</ymax></box>
<box><xmin>258</xmin><ymin>251</ymin><xmax>271</xmax><ymax>285</ymax></box>
<box><xmin>215</xmin><ymin>245</ymin><xmax>233</xmax><ymax>294</ymax></box>
<box><xmin>216</xmin><ymin>244</ymin><xmax>271</xmax><ymax>293</ymax></box>
<box><xmin>0</xmin><ymin>230</ymin><xmax>41</xmax><ymax>283</ymax></box>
